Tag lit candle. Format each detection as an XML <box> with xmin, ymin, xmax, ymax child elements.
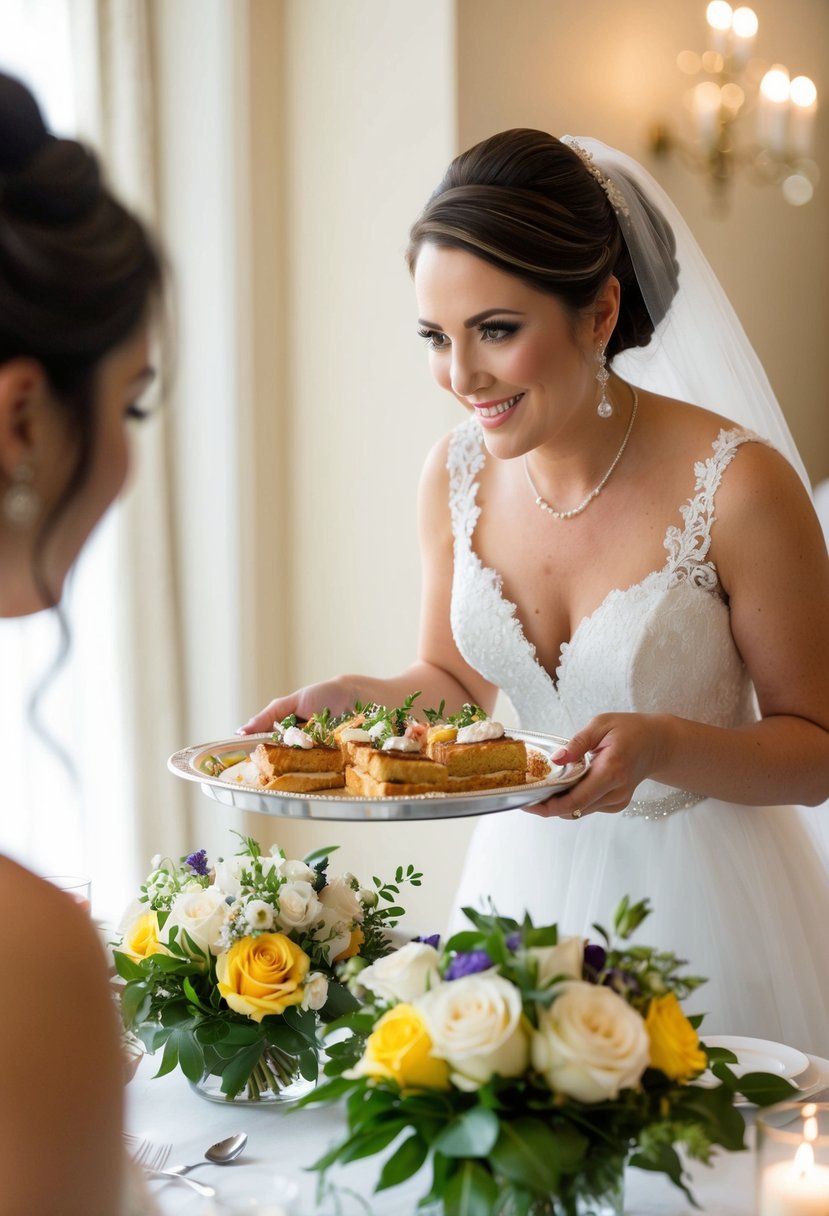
<box><xmin>706</xmin><ymin>0</ymin><xmax>733</xmax><ymax>53</ymax></box>
<box><xmin>759</xmin><ymin>1143</ymin><xmax>829</xmax><ymax>1216</ymax></box>
<box><xmin>790</xmin><ymin>75</ymin><xmax>818</xmax><ymax>157</ymax></box>
<box><xmin>730</xmin><ymin>6</ymin><xmax>758</xmax><ymax>67</ymax></box>
<box><xmin>693</xmin><ymin>80</ymin><xmax>722</xmax><ymax>146</ymax></box>
<box><xmin>758</xmin><ymin>65</ymin><xmax>791</xmax><ymax>155</ymax></box>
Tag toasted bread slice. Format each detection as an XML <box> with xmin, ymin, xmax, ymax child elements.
<box><xmin>262</xmin><ymin>770</ymin><xmax>345</xmax><ymax>793</ymax></box>
<box><xmin>428</xmin><ymin>736</ymin><xmax>527</xmax><ymax>776</ymax></box>
<box><xmin>252</xmin><ymin>741</ymin><xmax>343</xmax><ymax>779</ymax></box>
<box><xmin>446</xmin><ymin>769</ymin><xmax>529</xmax><ymax>793</ymax></box>
<box><xmin>351</xmin><ymin>746</ymin><xmax>447</xmax><ymax>786</ymax></box>
<box><xmin>345</xmin><ymin>767</ymin><xmax>445</xmax><ymax>798</ymax></box>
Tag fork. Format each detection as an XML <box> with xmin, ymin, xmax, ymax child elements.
<box><xmin>123</xmin><ymin>1133</ymin><xmax>172</xmax><ymax>1172</ymax></box>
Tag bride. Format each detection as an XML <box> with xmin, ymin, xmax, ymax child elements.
<box><xmin>243</xmin><ymin>129</ymin><xmax>829</xmax><ymax>1055</ymax></box>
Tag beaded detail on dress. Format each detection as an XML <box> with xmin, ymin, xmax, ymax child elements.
<box><xmin>447</xmin><ymin>418</ymin><xmax>765</xmax><ymax>818</ymax></box>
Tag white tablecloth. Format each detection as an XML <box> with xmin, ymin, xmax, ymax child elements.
<box><xmin>127</xmin><ymin>1052</ymin><xmax>806</xmax><ymax>1216</ymax></box>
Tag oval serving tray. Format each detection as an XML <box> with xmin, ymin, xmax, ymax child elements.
<box><xmin>167</xmin><ymin>728</ymin><xmax>589</xmax><ymax>822</ymax></box>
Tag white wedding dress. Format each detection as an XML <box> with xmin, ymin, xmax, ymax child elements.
<box><xmin>447</xmin><ymin>415</ymin><xmax>829</xmax><ymax>1057</ymax></box>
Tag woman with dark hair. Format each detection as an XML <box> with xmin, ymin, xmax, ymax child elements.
<box><xmin>243</xmin><ymin>129</ymin><xmax>829</xmax><ymax>1052</ymax></box>
<box><xmin>0</xmin><ymin>73</ymin><xmax>163</xmax><ymax>1214</ymax></box>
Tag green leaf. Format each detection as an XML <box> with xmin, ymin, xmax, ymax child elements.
<box><xmin>302</xmin><ymin>845</ymin><xmax>339</xmax><ymax>866</ymax></box>
<box><xmin>443</xmin><ymin>1160</ymin><xmax>499</xmax><ymax>1216</ymax></box>
<box><xmin>220</xmin><ymin>1039</ymin><xmax>265</xmax><ymax>1098</ymax></box>
<box><xmin>120</xmin><ymin>981</ymin><xmax>152</xmax><ymax>1027</ymax></box>
<box><xmin>298</xmin><ymin>1074</ymin><xmax>363</xmax><ymax>1109</ymax></box>
<box><xmin>337</xmin><ymin>1120</ymin><xmax>409</xmax><ymax>1164</ymax></box>
<box><xmin>490</xmin><ymin>1118</ymin><xmax>564</xmax><ymax>1194</ymax></box>
<box><xmin>629</xmin><ymin>1143</ymin><xmax>697</xmax><ymax>1206</ymax></box>
<box><xmin>320</xmin><ymin>980</ymin><xmax>361</xmax><ymax>1020</ymax></box>
<box><xmin>434</xmin><ymin>1108</ymin><xmax>500</xmax><ymax>1159</ymax></box>
<box><xmin>376</xmin><ymin>1132</ymin><xmax>430</xmax><ymax>1192</ymax></box>
<box><xmin>194</xmin><ymin>1020</ymin><xmax>230</xmax><ymax>1046</ymax></box>
<box><xmin>737</xmin><ymin>1072</ymin><xmax>799</xmax><ymax>1107</ymax></box>
<box><xmin>176</xmin><ymin>1030</ymin><xmax>206</xmax><ymax>1083</ymax></box>
<box><xmin>112</xmin><ymin>951</ymin><xmax>145</xmax><ymax>981</ymax></box>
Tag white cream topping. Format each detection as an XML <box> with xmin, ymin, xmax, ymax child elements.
<box><xmin>368</xmin><ymin>721</ymin><xmax>388</xmax><ymax>739</ymax></box>
<box><xmin>381</xmin><ymin>735</ymin><xmax>422</xmax><ymax>753</ymax></box>
<box><xmin>457</xmin><ymin>720</ymin><xmax>505</xmax><ymax>743</ymax></box>
<box><xmin>282</xmin><ymin>725</ymin><xmax>314</xmax><ymax>749</ymax></box>
<box><xmin>340</xmin><ymin>727</ymin><xmax>371</xmax><ymax>743</ymax></box>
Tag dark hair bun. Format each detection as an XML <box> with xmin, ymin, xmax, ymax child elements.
<box><xmin>0</xmin><ymin>72</ymin><xmax>50</xmax><ymax>169</ymax></box>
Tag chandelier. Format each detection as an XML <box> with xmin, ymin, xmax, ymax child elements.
<box><xmin>650</xmin><ymin>3</ymin><xmax>819</xmax><ymax>209</ymax></box>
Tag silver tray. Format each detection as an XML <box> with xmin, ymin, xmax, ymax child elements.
<box><xmin>167</xmin><ymin>729</ymin><xmax>589</xmax><ymax>822</ymax></box>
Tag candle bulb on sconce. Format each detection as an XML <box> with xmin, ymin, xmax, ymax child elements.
<box><xmin>650</xmin><ymin>2</ymin><xmax>820</xmax><ymax>210</ymax></box>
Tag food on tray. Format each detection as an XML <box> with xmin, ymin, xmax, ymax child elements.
<box><xmin>209</xmin><ymin>697</ymin><xmax>551</xmax><ymax>798</ymax></box>
<box><xmin>424</xmin><ymin>702</ymin><xmax>539</xmax><ymax>791</ymax></box>
<box><xmin>251</xmin><ymin>710</ymin><xmax>344</xmax><ymax>793</ymax></box>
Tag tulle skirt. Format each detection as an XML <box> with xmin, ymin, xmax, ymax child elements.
<box><xmin>448</xmin><ymin>798</ymin><xmax>829</xmax><ymax>1057</ymax></box>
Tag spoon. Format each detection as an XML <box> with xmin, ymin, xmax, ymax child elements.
<box><xmin>165</xmin><ymin>1132</ymin><xmax>249</xmax><ymax>1176</ymax></box>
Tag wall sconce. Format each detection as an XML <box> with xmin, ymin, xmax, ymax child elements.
<box><xmin>650</xmin><ymin>3</ymin><xmax>819</xmax><ymax>210</ymax></box>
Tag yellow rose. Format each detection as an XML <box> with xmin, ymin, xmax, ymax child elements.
<box><xmin>334</xmin><ymin>927</ymin><xmax>365</xmax><ymax>963</ymax></box>
<box><xmin>356</xmin><ymin>1003</ymin><xmax>451</xmax><ymax>1091</ymax></box>
<box><xmin>645</xmin><ymin>993</ymin><xmax>707</xmax><ymax>1081</ymax></box>
<box><xmin>122</xmin><ymin>911</ymin><xmax>164</xmax><ymax>961</ymax></box>
<box><xmin>216</xmin><ymin>932</ymin><xmax>310</xmax><ymax>1022</ymax></box>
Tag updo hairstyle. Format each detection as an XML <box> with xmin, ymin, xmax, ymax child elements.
<box><xmin>0</xmin><ymin>71</ymin><xmax>164</xmax><ymax>601</ymax></box>
<box><xmin>406</xmin><ymin>128</ymin><xmax>678</xmax><ymax>359</ymax></box>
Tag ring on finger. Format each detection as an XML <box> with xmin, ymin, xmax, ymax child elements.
<box><xmin>571</xmin><ymin>807</ymin><xmax>583</xmax><ymax>820</ymax></box>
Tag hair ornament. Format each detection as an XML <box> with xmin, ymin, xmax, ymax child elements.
<box><xmin>563</xmin><ymin>137</ymin><xmax>630</xmax><ymax>217</ymax></box>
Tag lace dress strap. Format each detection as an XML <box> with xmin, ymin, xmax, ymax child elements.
<box><xmin>447</xmin><ymin>417</ymin><xmax>486</xmax><ymax>545</ymax></box>
<box><xmin>664</xmin><ymin>427</ymin><xmax>767</xmax><ymax>590</ymax></box>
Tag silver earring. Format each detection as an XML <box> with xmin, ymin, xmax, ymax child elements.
<box><xmin>3</xmin><ymin>464</ymin><xmax>40</xmax><ymax>528</ymax></box>
<box><xmin>596</xmin><ymin>343</ymin><xmax>612</xmax><ymax>418</ymax></box>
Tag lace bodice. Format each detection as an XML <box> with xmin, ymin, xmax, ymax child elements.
<box><xmin>447</xmin><ymin>419</ymin><xmax>759</xmax><ymax>810</ymax></box>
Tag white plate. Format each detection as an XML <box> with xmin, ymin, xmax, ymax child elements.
<box><xmin>695</xmin><ymin>1035</ymin><xmax>811</xmax><ymax>1089</ymax></box>
<box><xmin>167</xmin><ymin>728</ymin><xmax>589</xmax><ymax>821</ymax></box>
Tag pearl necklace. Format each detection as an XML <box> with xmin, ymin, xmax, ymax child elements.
<box><xmin>523</xmin><ymin>388</ymin><xmax>639</xmax><ymax>520</ymax></box>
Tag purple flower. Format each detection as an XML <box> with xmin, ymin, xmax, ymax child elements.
<box><xmin>445</xmin><ymin>949</ymin><xmax>493</xmax><ymax>980</ymax></box>
<box><xmin>584</xmin><ymin>944</ymin><xmax>607</xmax><ymax>976</ymax></box>
<box><xmin>414</xmin><ymin>933</ymin><xmax>441</xmax><ymax>950</ymax></box>
<box><xmin>185</xmin><ymin>849</ymin><xmax>209</xmax><ymax>877</ymax></box>
<box><xmin>506</xmin><ymin>932</ymin><xmax>522</xmax><ymax>951</ymax></box>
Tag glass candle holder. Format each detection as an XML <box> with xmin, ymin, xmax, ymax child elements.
<box><xmin>757</xmin><ymin>1102</ymin><xmax>829</xmax><ymax>1215</ymax></box>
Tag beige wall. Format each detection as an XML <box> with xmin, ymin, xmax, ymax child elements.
<box><xmin>154</xmin><ymin>0</ymin><xmax>829</xmax><ymax>935</ymax></box>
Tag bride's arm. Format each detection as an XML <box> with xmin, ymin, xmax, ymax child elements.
<box><xmin>240</xmin><ymin>436</ymin><xmax>496</xmax><ymax>732</ymax></box>
<box><xmin>537</xmin><ymin>442</ymin><xmax>829</xmax><ymax>815</ymax></box>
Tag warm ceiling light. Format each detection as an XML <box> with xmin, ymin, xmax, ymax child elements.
<box><xmin>706</xmin><ymin>1</ymin><xmax>733</xmax><ymax>31</ymax></box>
<box><xmin>759</xmin><ymin>65</ymin><xmax>791</xmax><ymax>103</ymax></box>
<box><xmin>790</xmin><ymin>75</ymin><xmax>817</xmax><ymax>109</ymax></box>
<box><xmin>731</xmin><ymin>7</ymin><xmax>758</xmax><ymax>38</ymax></box>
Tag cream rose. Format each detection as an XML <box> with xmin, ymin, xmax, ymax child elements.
<box><xmin>526</xmin><ymin>936</ymin><xmax>585</xmax><ymax>987</ymax></box>
<box><xmin>359</xmin><ymin>941</ymin><xmax>442</xmax><ymax>1004</ymax></box>
<box><xmin>279</xmin><ymin>858</ymin><xmax>317</xmax><ymax>885</ymax></box>
<box><xmin>163</xmin><ymin>887</ymin><xmax>230</xmax><ymax>959</ymax></box>
<box><xmin>418</xmin><ymin>972</ymin><xmax>529</xmax><ymax>1090</ymax></box>
<box><xmin>531</xmin><ymin>981</ymin><xmax>650</xmax><ymax>1102</ymax></box>
<box><xmin>212</xmin><ymin>853</ymin><xmax>279</xmax><ymax>899</ymax></box>
<box><xmin>318</xmin><ymin>876</ymin><xmax>364</xmax><ymax>925</ymax></box>
<box><xmin>275</xmin><ymin>880</ymin><xmax>323</xmax><ymax>932</ymax></box>
<box><xmin>301</xmin><ymin>971</ymin><xmax>330</xmax><ymax>1011</ymax></box>
<box><xmin>310</xmin><ymin>907</ymin><xmax>353</xmax><ymax>965</ymax></box>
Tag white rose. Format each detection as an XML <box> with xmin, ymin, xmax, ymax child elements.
<box><xmin>359</xmin><ymin>941</ymin><xmax>441</xmax><ymax>1004</ymax></box>
<box><xmin>531</xmin><ymin>981</ymin><xmax>650</xmax><ymax>1103</ymax></box>
<box><xmin>418</xmin><ymin>972</ymin><xmax>529</xmax><ymax>1090</ymax></box>
<box><xmin>279</xmin><ymin>858</ymin><xmax>317</xmax><ymax>885</ymax></box>
<box><xmin>244</xmin><ymin>899</ymin><xmax>274</xmax><ymax>931</ymax></box>
<box><xmin>301</xmin><ymin>971</ymin><xmax>329</xmax><ymax>1011</ymax></box>
<box><xmin>525</xmin><ymin>937</ymin><xmax>584</xmax><ymax>987</ymax></box>
<box><xmin>163</xmin><ymin>887</ymin><xmax>230</xmax><ymax>958</ymax></box>
<box><xmin>276</xmin><ymin>880</ymin><xmax>323</xmax><ymax>932</ymax></box>
<box><xmin>212</xmin><ymin>853</ymin><xmax>279</xmax><ymax>898</ymax></box>
<box><xmin>319</xmin><ymin>876</ymin><xmax>364</xmax><ymax>925</ymax></box>
<box><xmin>310</xmin><ymin>908</ymin><xmax>353</xmax><ymax>964</ymax></box>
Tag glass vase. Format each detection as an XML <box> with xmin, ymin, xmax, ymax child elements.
<box><xmin>190</xmin><ymin>1044</ymin><xmax>318</xmax><ymax>1105</ymax></box>
<box><xmin>499</xmin><ymin>1160</ymin><xmax>625</xmax><ymax>1216</ymax></box>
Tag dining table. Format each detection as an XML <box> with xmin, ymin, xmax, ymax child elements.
<box><xmin>126</xmin><ymin>1050</ymin><xmax>829</xmax><ymax>1215</ymax></box>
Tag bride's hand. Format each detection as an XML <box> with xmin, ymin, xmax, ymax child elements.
<box><xmin>524</xmin><ymin>713</ymin><xmax>666</xmax><ymax>820</ymax></box>
<box><xmin>238</xmin><ymin>678</ymin><xmax>361</xmax><ymax>735</ymax></box>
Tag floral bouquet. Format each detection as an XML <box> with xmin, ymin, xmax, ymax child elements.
<box><xmin>112</xmin><ymin>832</ymin><xmax>420</xmax><ymax>1102</ymax></box>
<box><xmin>303</xmin><ymin>897</ymin><xmax>796</xmax><ymax>1215</ymax></box>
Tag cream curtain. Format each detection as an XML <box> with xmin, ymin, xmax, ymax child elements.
<box><xmin>68</xmin><ymin>0</ymin><xmax>191</xmax><ymax>882</ymax></box>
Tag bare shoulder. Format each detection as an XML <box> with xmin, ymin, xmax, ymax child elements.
<box><xmin>417</xmin><ymin>430</ymin><xmax>455</xmax><ymax>529</ymax></box>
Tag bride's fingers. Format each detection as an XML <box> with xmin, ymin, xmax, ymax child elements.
<box><xmin>237</xmin><ymin>698</ymin><xmax>293</xmax><ymax>735</ymax></box>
